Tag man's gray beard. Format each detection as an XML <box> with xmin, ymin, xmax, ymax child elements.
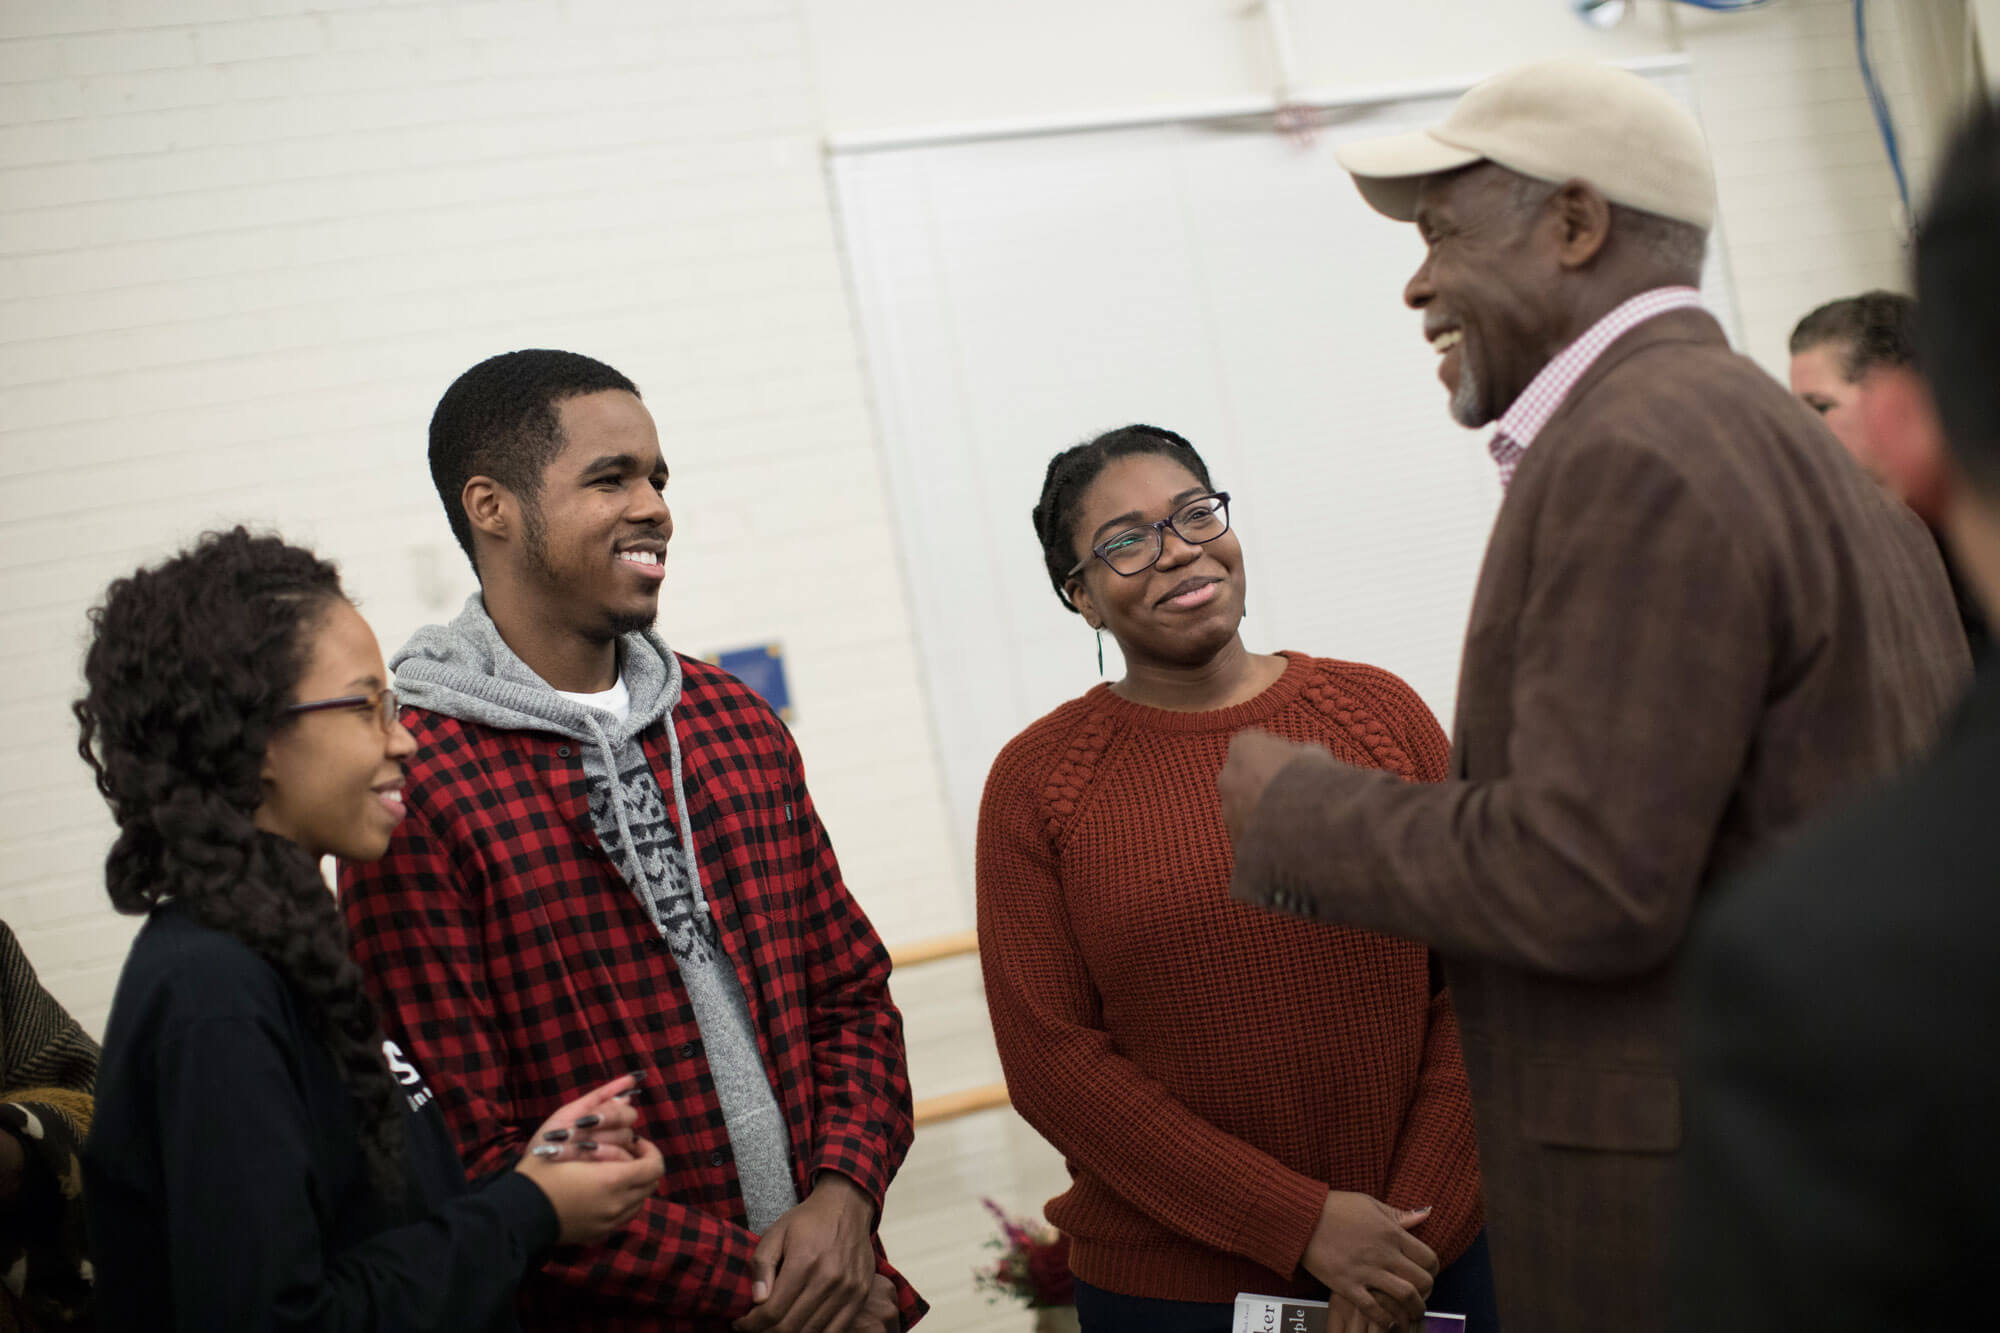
<box><xmin>1449</xmin><ymin>349</ymin><xmax>1488</xmax><ymax>429</ymax></box>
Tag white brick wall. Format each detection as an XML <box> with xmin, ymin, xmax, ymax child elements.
<box><xmin>0</xmin><ymin>2</ymin><xmax>1969</xmax><ymax>1326</ymax></box>
<box><xmin>0</xmin><ymin>0</ymin><xmax>960</xmax><ymax>1043</ymax></box>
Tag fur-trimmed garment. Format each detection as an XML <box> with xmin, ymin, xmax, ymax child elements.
<box><xmin>0</xmin><ymin>920</ymin><xmax>97</xmax><ymax>1331</ymax></box>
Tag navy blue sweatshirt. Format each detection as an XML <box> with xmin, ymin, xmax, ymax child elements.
<box><xmin>84</xmin><ymin>906</ymin><xmax>558</xmax><ymax>1332</ymax></box>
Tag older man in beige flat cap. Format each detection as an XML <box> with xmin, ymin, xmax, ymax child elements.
<box><xmin>1218</xmin><ymin>61</ymin><xmax>1968</xmax><ymax>1332</ymax></box>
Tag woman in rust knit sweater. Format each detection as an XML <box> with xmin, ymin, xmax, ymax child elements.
<box><xmin>976</xmin><ymin>425</ymin><xmax>1493</xmax><ymax>1333</ymax></box>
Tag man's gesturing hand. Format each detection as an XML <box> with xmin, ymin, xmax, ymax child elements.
<box><xmin>1218</xmin><ymin>729</ymin><xmax>1322</xmax><ymax>844</ymax></box>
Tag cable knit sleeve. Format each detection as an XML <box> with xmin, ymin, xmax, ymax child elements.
<box><xmin>1316</xmin><ymin>662</ymin><xmax>1483</xmax><ymax>1264</ymax></box>
<box><xmin>1337</xmin><ymin>665</ymin><xmax>1452</xmax><ymax>785</ymax></box>
<box><xmin>1383</xmin><ymin>985</ymin><xmax>1484</xmax><ymax>1266</ymax></box>
<box><xmin>975</xmin><ymin>718</ymin><xmax>1329</xmax><ymax>1280</ymax></box>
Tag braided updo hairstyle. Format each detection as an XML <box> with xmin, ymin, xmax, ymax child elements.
<box><xmin>1031</xmin><ymin>424</ymin><xmax>1214</xmax><ymax>612</ymax></box>
<box><xmin>74</xmin><ymin>527</ymin><xmax>406</xmax><ymax>1197</ymax></box>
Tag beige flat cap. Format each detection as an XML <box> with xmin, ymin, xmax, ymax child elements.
<box><xmin>1333</xmin><ymin>60</ymin><xmax>1716</xmax><ymax>229</ymax></box>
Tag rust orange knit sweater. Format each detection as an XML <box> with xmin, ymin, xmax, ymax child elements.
<box><xmin>976</xmin><ymin>652</ymin><xmax>1483</xmax><ymax>1303</ymax></box>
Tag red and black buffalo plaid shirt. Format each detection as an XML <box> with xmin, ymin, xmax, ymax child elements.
<box><xmin>339</xmin><ymin>656</ymin><xmax>923</xmax><ymax>1330</ymax></box>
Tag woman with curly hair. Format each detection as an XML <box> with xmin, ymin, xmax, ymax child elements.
<box><xmin>75</xmin><ymin>527</ymin><xmax>664</xmax><ymax>1332</ymax></box>
<box><xmin>977</xmin><ymin>426</ymin><xmax>1494</xmax><ymax>1333</ymax></box>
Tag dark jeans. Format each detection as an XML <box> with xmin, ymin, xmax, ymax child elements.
<box><xmin>1072</xmin><ymin>1282</ymin><xmax>1233</xmax><ymax>1333</ymax></box>
<box><xmin>1427</xmin><ymin>1231</ymin><xmax>1498</xmax><ymax>1332</ymax></box>
<box><xmin>1074</xmin><ymin>1230</ymin><xmax>1498</xmax><ymax>1333</ymax></box>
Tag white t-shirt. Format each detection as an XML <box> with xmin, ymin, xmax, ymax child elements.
<box><xmin>554</xmin><ymin>675</ymin><xmax>631</xmax><ymax>725</ymax></box>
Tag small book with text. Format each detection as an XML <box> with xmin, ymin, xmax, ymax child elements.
<box><xmin>1231</xmin><ymin>1294</ymin><xmax>1467</xmax><ymax>1333</ymax></box>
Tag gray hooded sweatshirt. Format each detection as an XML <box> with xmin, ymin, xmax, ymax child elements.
<box><xmin>393</xmin><ymin>594</ymin><xmax>798</xmax><ymax>1231</ymax></box>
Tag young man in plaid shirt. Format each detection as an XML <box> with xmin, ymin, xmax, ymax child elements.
<box><xmin>339</xmin><ymin>349</ymin><xmax>923</xmax><ymax>1332</ymax></box>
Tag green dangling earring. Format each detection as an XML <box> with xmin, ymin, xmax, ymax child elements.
<box><xmin>1096</xmin><ymin>627</ymin><xmax>1105</xmax><ymax>676</ymax></box>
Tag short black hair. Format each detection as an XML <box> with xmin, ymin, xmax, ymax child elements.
<box><xmin>428</xmin><ymin>349</ymin><xmax>640</xmax><ymax>571</ymax></box>
<box><xmin>1788</xmin><ymin>290</ymin><xmax>1918</xmax><ymax>379</ymax></box>
<box><xmin>1917</xmin><ymin>101</ymin><xmax>2000</xmax><ymax>498</ymax></box>
<box><xmin>1031</xmin><ymin>424</ymin><xmax>1214</xmax><ymax>613</ymax></box>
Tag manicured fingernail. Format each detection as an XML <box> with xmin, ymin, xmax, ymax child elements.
<box><xmin>574</xmin><ymin>1114</ymin><xmax>602</xmax><ymax>1129</ymax></box>
<box><xmin>627</xmin><ymin>1068</ymin><xmax>649</xmax><ymax>1084</ymax></box>
<box><xmin>542</xmin><ymin>1128</ymin><xmax>571</xmax><ymax>1143</ymax></box>
<box><xmin>613</xmin><ymin>1088</ymin><xmax>643</xmax><ymax>1101</ymax></box>
<box><xmin>530</xmin><ymin>1144</ymin><xmax>561</xmax><ymax>1158</ymax></box>
<box><xmin>577</xmin><ymin>1140</ymin><xmax>599</xmax><ymax>1152</ymax></box>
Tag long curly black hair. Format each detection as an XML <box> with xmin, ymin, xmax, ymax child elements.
<box><xmin>74</xmin><ymin>527</ymin><xmax>406</xmax><ymax>1198</ymax></box>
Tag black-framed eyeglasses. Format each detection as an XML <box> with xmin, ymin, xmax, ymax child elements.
<box><xmin>1068</xmin><ymin>492</ymin><xmax>1232</xmax><ymax>579</ymax></box>
<box><xmin>282</xmin><ymin>686</ymin><xmax>400</xmax><ymax>733</ymax></box>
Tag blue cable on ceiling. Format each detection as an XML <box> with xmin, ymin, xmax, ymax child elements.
<box><xmin>1576</xmin><ymin>0</ymin><xmax>1911</xmax><ymax>234</ymax></box>
<box><xmin>1853</xmin><ymin>0</ymin><xmax>1913</xmax><ymax>229</ymax></box>
<box><xmin>1574</xmin><ymin>0</ymin><xmax>1770</xmax><ymax>29</ymax></box>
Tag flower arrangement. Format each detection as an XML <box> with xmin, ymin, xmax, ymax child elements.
<box><xmin>973</xmin><ymin>1198</ymin><xmax>1075</xmax><ymax>1309</ymax></box>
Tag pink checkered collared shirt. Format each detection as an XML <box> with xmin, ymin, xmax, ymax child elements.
<box><xmin>1487</xmin><ymin>286</ymin><xmax>1706</xmax><ymax>489</ymax></box>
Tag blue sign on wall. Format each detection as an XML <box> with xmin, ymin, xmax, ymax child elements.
<box><xmin>712</xmin><ymin>643</ymin><xmax>793</xmax><ymax>722</ymax></box>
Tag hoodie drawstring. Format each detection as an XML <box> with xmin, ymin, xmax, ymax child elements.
<box><xmin>582</xmin><ymin>710</ymin><xmax>711</xmax><ymax>925</ymax></box>
<box><xmin>659</xmin><ymin>722</ymin><xmax>712</xmax><ymax>922</ymax></box>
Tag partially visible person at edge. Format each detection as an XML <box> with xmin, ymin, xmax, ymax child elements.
<box><xmin>1672</xmin><ymin>101</ymin><xmax>2000</xmax><ymax>1332</ymax></box>
<box><xmin>1</xmin><ymin>921</ymin><xmax>97</xmax><ymax>1330</ymax></box>
<box><xmin>1787</xmin><ymin>289</ymin><xmax>1914</xmax><ymax>473</ymax></box>
<box><xmin>76</xmin><ymin>528</ymin><xmax>664</xmax><ymax>1332</ymax></box>
<box><xmin>1214</xmin><ymin>62</ymin><xmax>1969</xmax><ymax>1333</ymax></box>
<box><xmin>1789</xmin><ymin>289</ymin><xmax>1988</xmax><ymax>658</ymax></box>
<box><xmin>337</xmin><ymin>350</ymin><xmax>921</xmax><ymax>1333</ymax></box>
<box><xmin>977</xmin><ymin>424</ymin><xmax>1493</xmax><ymax>1333</ymax></box>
